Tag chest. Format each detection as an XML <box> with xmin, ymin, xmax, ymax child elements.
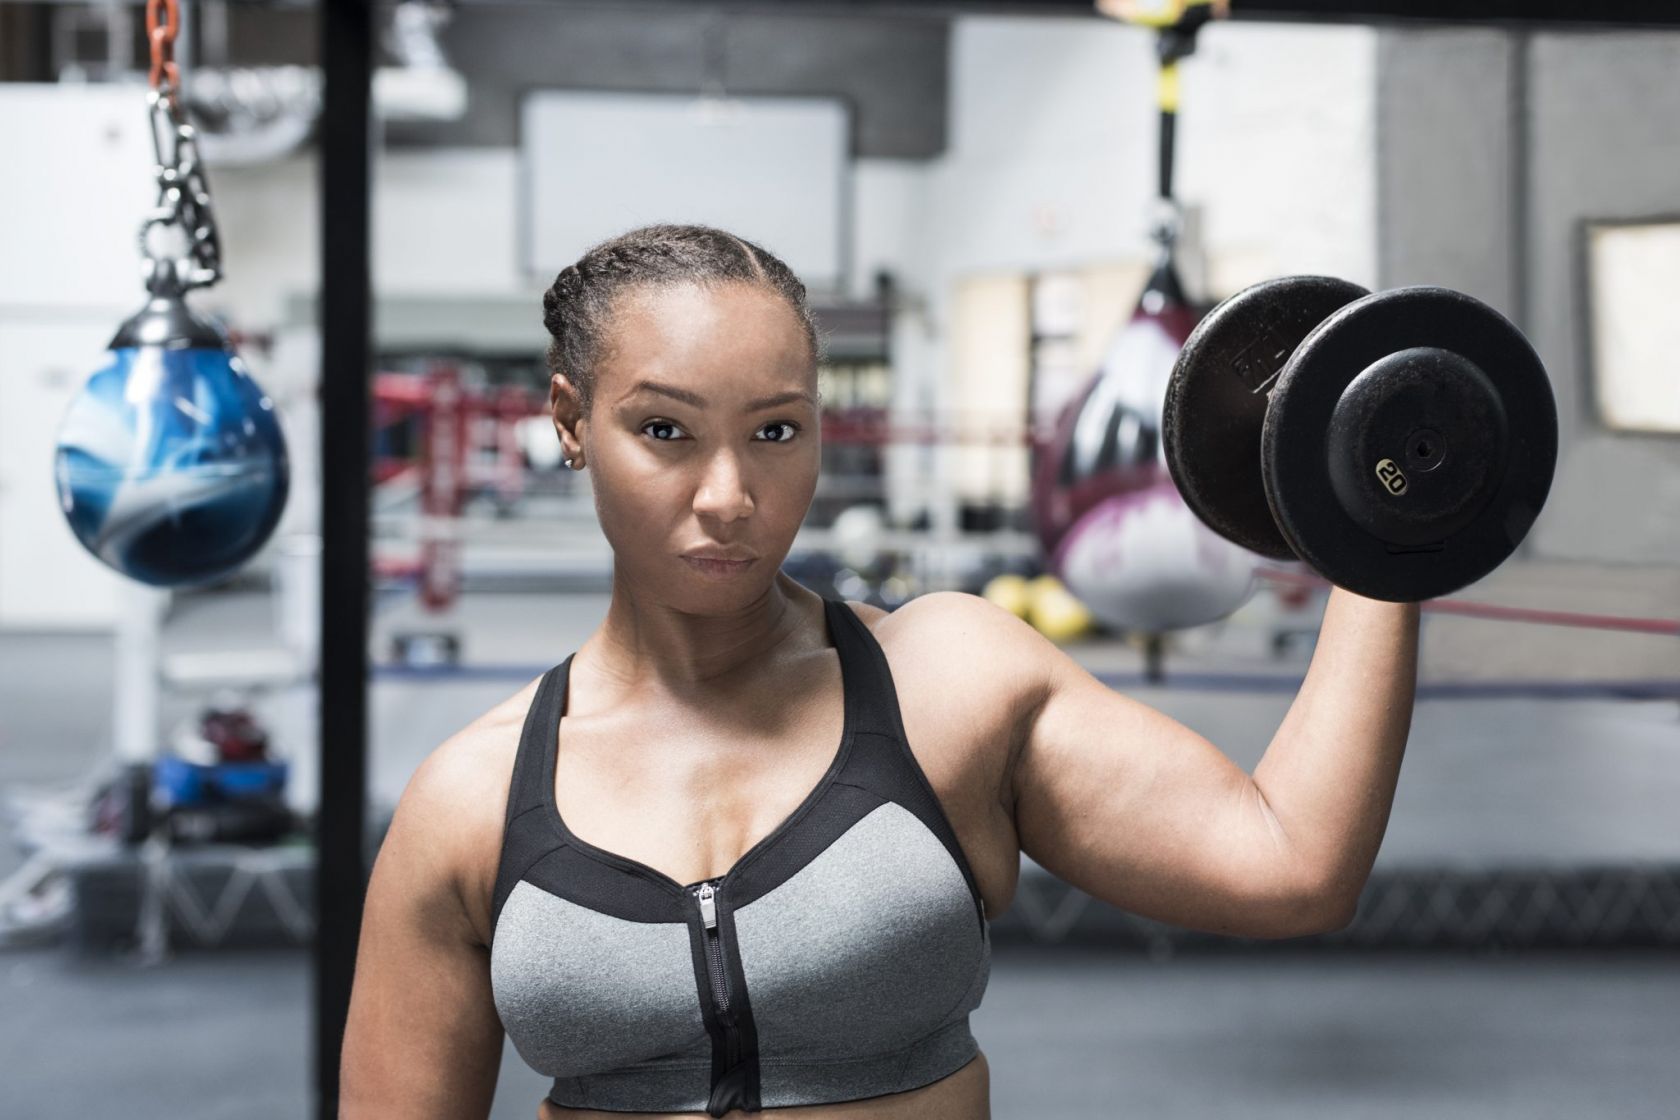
<box><xmin>549</xmin><ymin>645</ymin><xmax>1021</xmax><ymax>920</ymax></box>
<box><xmin>492</xmin><ymin>798</ymin><xmax>989</xmax><ymax>1083</ymax></box>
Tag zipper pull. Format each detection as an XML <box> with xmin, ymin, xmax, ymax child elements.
<box><xmin>697</xmin><ymin>881</ymin><xmax>718</xmax><ymax>929</ymax></box>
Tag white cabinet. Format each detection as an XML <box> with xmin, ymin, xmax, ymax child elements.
<box><xmin>0</xmin><ymin>84</ymin><xmax>156</xmax><ymax>629</ymax></box>
<box><xmin>0</xmin><ymin>318</ymin><xmax>127</xmax><ymax>628</ymax></box>
<box><xmin>0</xmin><ymin>84</ymin><xmax>154</xmax><ymax>309</ymax></box>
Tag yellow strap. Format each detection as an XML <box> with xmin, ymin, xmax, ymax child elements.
<box><xmin>1096</xmin><ymin>0</ymin><xmax>1223</xmax><ymax>30</ymax></box>
<box><xmin>1158</xmin><ymin>61</ymin><xmax>1181</xmax><ymax>113</ymax></box>
<box><xmin>1093</xmin><ymin>0</ymin><xmax>1174</xmax><ymax>27</ymax></box>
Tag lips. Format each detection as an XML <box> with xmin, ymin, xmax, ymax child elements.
<box><xmin>681</xmin><ymin>551</ymin><xmax>757</xmax><ymax>576</ymax></box>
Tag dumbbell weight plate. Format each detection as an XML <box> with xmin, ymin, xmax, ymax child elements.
<box><xmin>1261</xmin><ymin>286</ymin><xmax>1558</xmax><ymax>602</ymax></box>
<box><xmin>1163</xmin><ymin>276</ymin><xmax>1370</xmax><ymax>560</ymax></box>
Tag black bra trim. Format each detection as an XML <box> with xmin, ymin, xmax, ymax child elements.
<box><xmin>490</xmin><ymin>597</ymin><xmax>987</xmax><ymax>934</ymax></box>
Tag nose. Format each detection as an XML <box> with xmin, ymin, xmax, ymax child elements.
<box><xmin>692</xmin><ymin>449</ymin><xmax>754</xmax><ymax>523</ymax></box>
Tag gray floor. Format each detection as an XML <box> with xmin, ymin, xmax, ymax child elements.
<box><xmin>3</xmin><ymin>579</ymin><xmax>1679</xmax><ymax>1117</ymax></box>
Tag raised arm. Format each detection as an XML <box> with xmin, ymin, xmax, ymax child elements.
<box><xmin>922</xmin><ymin>584</ymin><xmax>1415</xmax><ymax>940</ymax></box>
<box><xmin>340</xmin><ymin>736</ymin><xmax>508</xmax><ymax>1118</ymax></box>
<box><xmin>1248</xmin><ymin>587</ymin><xmax>1420</xmax><ymax>916</ymax></box>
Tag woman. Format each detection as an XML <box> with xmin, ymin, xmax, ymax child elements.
<box><xmin>340</xmin><ymin>224</ymin><xmax>1418</xmax><ymax>1119</ymax></box>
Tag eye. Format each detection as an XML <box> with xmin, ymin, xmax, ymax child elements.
<box><xmin>640</xmin><ymin>419</ymin><xmax>686</xmax><ymax>442</ymax></box>
<box><xmin>758</xmin><ymin>420</ymin><xmax>802</xmax><ymax>443</ymax></box>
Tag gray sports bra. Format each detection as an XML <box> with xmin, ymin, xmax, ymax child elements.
<box><xmin>489</xmin><ymin>596</ymin><xmax>992</xmax><ymax>1116</ymax></box>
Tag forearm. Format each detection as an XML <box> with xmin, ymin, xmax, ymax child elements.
<box><xmin>1250</xmin><ymin>586</ymin><xmax>1421</xmax><ymax>913</ymax></box>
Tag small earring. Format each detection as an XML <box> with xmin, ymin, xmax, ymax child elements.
<box><xmin>563</xmin><ymin>457</ymin><xmax>573</xmax><ymax>468</ymax></box>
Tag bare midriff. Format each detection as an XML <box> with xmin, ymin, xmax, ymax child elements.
<box><xmin>536</xmin><ymin>1050</ymin><xmax>990</xmax><ymax>1120</ymax></box>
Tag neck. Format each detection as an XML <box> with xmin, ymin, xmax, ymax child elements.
<box><xmin>590</xmin><ymin>567</ymin><xmax>817</xmax><ymax>699</ymax></box>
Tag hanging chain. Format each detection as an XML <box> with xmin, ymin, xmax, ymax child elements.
<box><xmin>141</xmin><ymin>0</ymin><xmax>223</xmax><ymax>293</ymax></box>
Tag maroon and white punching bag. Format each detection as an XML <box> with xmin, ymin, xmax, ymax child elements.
<box><xmin>1029</xmin><ymin>249</ymin><xmax>1258</xmax><ymax>632</ymax></box>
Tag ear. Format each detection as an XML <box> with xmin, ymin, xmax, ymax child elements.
<box><xmin>550</xmin><ymin>371</ymin><xmax>587</xmax><ymax>465</ymax></box>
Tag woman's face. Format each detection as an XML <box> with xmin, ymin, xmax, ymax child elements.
<box><xmin>562</xmin><ymin>280</ymin><xmax>820</xmax><ymax>606</ymax></box>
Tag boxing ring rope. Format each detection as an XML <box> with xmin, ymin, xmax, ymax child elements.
<box><xmin>1252</xmin><ymin>566</ymin><xmax>1680</xmax><ymax>637</ymax></box>
<box><xmin>367</xmin><ymin>570</ymin><xmax>1680</xmax><ymax>703</ymax></box>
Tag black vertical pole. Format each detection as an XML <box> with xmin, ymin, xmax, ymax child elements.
<box><xmin>1156</xmin><ymin>75</ymin><xmax>1176</xmax><ymax>202</ymax></box>
<box><xmin>315</xmin><ymin>1</ymin><xmax>373</xmax><ymax>1117</ymax></box>
<box><xmin>1506</xmin><ymin>31</ymin><xmax>1533</xmax><ymax>560</ymax></box>
<box><xmin>1507</xmin><ymin>29</ymin><xmax>1531</xmax><ymax>334</ymax></box>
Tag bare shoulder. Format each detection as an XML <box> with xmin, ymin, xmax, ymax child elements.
<box><xmin>389</xmin><ymin>673</ymin><xmax>546</xmax><ymax>948</ymax></box>
<box><xmin>850</xmin><ymin>590</ymin><xmax>1055</xmax><ymax>809</ymax></box>
<box><xmin>345</xmin><ymin>679</ymin><xmax>546</xmax><ymax>1112</ymax></box>
<box><xmin>863</xmin><ymin>588</ymin><xmax>1052</xmax><ymax>693</ymax></box>
<box><xmin>844</xmin><ymin>589</ymin><xmax>1020</xmax><ymax>642</ymax></box>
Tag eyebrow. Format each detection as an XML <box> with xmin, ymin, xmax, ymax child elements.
<box><xmin>626</xmin><ymin>379</ymin><xmax>814</xmax><ymax>411</ymax></box>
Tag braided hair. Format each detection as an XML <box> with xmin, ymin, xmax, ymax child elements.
<box><xmin>541</xmin><ymin>224</ymin><xmax>822</xmax><ymax>418</ymax></box>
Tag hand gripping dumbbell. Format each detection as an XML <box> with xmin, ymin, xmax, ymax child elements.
<box><xmin>1161</xmin><ymin>277</ymin><xmax>1559</xmax><ymax>602</ymax></box>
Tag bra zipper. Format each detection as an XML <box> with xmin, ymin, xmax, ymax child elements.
<box><xmin>694</xmin><ymin>880</ymin><xmax>739</xmax><ymax>1067</ymax></box>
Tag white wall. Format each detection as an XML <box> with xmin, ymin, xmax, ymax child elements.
<box><xmin>209</xmin><ymin>147</ymin><xmax>929</xmax><ymax>315</ymax></box>
<box><xmin>1523</xmin><ymin>32</ymin><xmax>1680</xmax><ymax>565</ymax></box>
<box><xmin>849</xmin><ymin>159</ymin><xmax>931</xmax><ymax>302</ymax></box>
<box><xmin>903</xmin><ymin>16</ymin><xmax>1378</xmax><ymax>531</ymax></box>
<box><xmin>205</xmin><ymin>146</ymin><xmax>532</xmax><ymax>332</ymax></box>
<box><xmin>923</xmin><ymin>18</ymin><xmax>1376</xmax><ymax>289</ymax></box>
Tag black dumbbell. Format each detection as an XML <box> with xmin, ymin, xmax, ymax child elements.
<box><xmin>1161</xmin><ymin>276</ymin><xmax>1558</xmax><ymax>602</ymax></box>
